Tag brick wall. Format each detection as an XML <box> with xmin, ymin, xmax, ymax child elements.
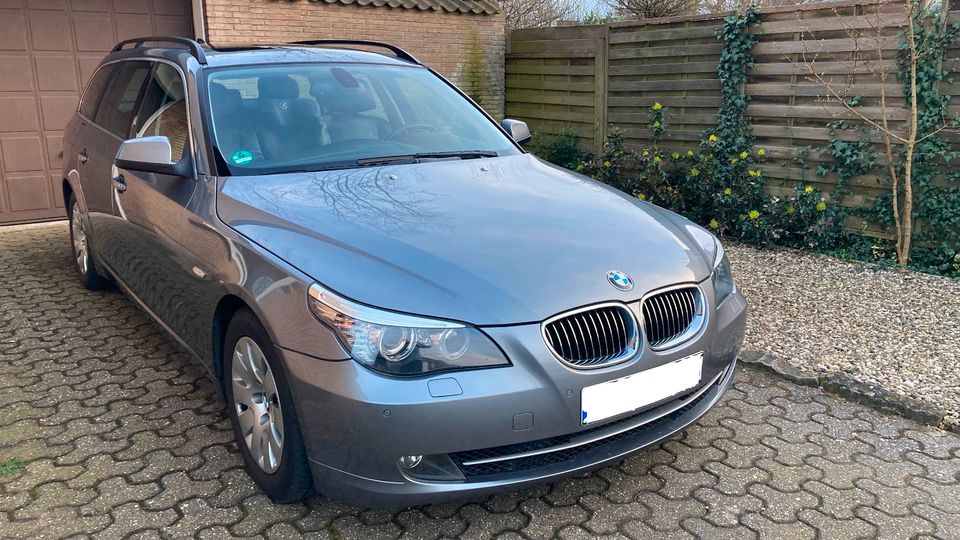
<box><xmin>202</xmin><ymin>0</ymin><xmax>506</xmax><ymax>118</ymax></box>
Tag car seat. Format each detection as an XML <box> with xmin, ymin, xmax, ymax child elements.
<box><xmin>255</xmin><ymin>75</ymin><xmax>325</xmax><ymax>161</ymax></box>
<box><xmin>311</xmin><ymin>80</ymin><xmax>389</xmax><ymax>143</ymax></box>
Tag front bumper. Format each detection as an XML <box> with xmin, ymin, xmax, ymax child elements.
<box><xmin>281</xmin><ymin>289</ymin><xmax>747</xmax><ymax>508</ymax></box>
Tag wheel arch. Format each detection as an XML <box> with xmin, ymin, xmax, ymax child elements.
<box><xmin>210</xmin><ymin>290</ymin><xmax>285</xmax><ymax>391</ymax></box>
<box><xmin>62</xmin><ymin>178</ymin><xmax>73</xmax><ymax>210</ymax></box>
<box><xmin>211</xmin><ymin>293</ymin><xmax>250</xmax><ymax>388</ymax></box>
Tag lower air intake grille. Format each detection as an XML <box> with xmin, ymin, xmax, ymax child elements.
<box><xmin>641</xmin><ymin>286</ymin><xmax>703</xmax><ymax>349</ymax></box>
<box><xmin>450</xmin><ymin>371</ymin><xmax>724</xmax><ymax>480</ymax></box>
<box><xmin>542</xmin><ymin>304</ymin><xmax>637</xmax><ymax>368</ymax></box>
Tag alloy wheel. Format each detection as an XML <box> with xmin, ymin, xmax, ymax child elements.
<box><xmin>71</xmin><ymin>202</ymin><xmax>88</xmax><ymax>276</ymax></box>
<box><xmin>232</xmin><ymin>336</ymin><xmax>285</xmax><ymax>473</ymax></box>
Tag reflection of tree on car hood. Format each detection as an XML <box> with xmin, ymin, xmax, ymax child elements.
<box><xmin>219</xmin><ymin>154</ymin><xmax>715</xmax><ymax>325</ymax></box>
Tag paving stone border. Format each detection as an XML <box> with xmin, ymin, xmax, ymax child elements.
<box><xmin>739</xmin><ymin>349</ymin><xmax>956</xmax><ymax>435</ymax></box>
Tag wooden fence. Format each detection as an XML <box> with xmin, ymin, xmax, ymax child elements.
<box><xmin>505</xmin><ymin>25</ymin><xmax>608</xmax><ymax>149</ymax></box>
<box><xmin>505</xmin><ymin>0</ymin><xmax>960</xmax><ymax>236</ymax></box>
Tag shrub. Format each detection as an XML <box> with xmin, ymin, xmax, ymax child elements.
<box><xmin>575</xmin><ymin>129</ymin><xmax>636</xmax><ymax>193</ymax></box>
<box><xmin>526</xmin><ymin>129</ymin><xmax>585</xmax><ymax>170</ymax></box>
<box><xmin>769</xmin><ymin>184</ymin><xmax>846</xmax><ymax>250</ymax></box>
<box><xmin>575</xmin><ymin>104</ymin><xmax>846</xmax><ymax>251</ymax></box>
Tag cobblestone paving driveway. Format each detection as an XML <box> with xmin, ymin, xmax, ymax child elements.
<box><xmin>1</xmin><ymin>223</ymin><xmax>959</xmax><ymax>539</ymax></box>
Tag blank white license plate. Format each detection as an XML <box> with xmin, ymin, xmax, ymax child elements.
<box><xmin>580</xmin><ymin>352</ymin><xmax>703</xmax><ymax>425</ymax></box>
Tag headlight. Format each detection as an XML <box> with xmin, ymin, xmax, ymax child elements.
<box><xmin>686</xmin><ymin>225</ymin><xmax>735</xmax><ymax>303</ymax></box>
<box><xmin>307</xmin><ymin>284</ymin><xmax>509</xmax><ymax>376</ymax></box>
<box><xmin>713</xmin><ymin>254</ymin><xmax>735</xmax><ymax>304</ymax></box>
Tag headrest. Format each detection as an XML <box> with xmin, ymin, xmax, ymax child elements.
<box><xmin>258</xmin><ymin>76</ymin><xmax>299</xmax><ymax>100</ymax></box>
<box><xmin>209</xmin><ymin>82</ymin><xmax>242</xmax><ymax>112</ymax></box>
<box><xmin>313</xmin><ymin>85</ymin><xmax>377</xmax><ymax>114</ymax></box>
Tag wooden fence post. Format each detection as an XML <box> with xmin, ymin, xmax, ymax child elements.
<box><xmin>594</xmin><ymin>27</ymin><xmax>610</xmax><ymax>152</ymax></box>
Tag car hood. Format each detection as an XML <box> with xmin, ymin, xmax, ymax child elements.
<box><xmin>217</xmin><ymin>154</ymin><xmax>713</xmax><ymax>325</ymax></box>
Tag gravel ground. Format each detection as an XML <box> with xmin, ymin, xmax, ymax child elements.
<box><xmin>727</xmin><ymin>244</ymin><xmax>960</xmax><ymax>428</ymax></box>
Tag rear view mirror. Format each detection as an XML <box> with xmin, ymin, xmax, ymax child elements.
<box><xmin>115</xmin><ymin>136</ymin><xmax>191</xmax><ymax>177</ymax></box>
<box><xmin>501</xmin><ymin>119</ymin><xmax>532</xmax><ymax>145</ymax></box>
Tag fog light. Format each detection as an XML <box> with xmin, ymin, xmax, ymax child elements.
<box><xmin>398</xmin><ymin>455</ymin><xmax>423</xmax><ymax>469</ymax></box>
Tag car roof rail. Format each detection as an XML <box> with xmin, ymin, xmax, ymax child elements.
<box><xmin>287</xmin><ymin>40</ymin><xmax>420</xmax><ymax>65</ymax></box>
<box><xmin>112</xmin><ymin>36</ymin><xmax>208</xmax><ymax>65</ymax></box>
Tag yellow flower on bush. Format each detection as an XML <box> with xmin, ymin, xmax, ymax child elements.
<box><xmin>687</xmin><ymin>150</ymin><xmax>695</xmax><ymax>157</ymax></box>
<box><xmin>757</xmin><ymin>148</ymin><xmax>766</xmax><ymax>156</ymax></box>
<box><xmin>637</xmin><ymin>193</ymin><xmax>647</xmax><ymax>201</ymax></box>
<box><xmin>690</xmin><ymin>167</ymin><xmax>700</xmax><ymax>177</ymax></box>
<box><xmin>708</xmin><ymin>134</ymin><xmax>718</xmax><ymax>144</ymax></box>
<box><xmin>804</xmin><ymin>185</ymin><xmax>814</xmax><ymax>194</ymax></box>
<box><xmin>740</xmin><ymin>151</ymin><xmax>749</xmax><ymax>160</ymax></box>
<box><xmin>748</xmin><ymin>210</ymin><xmax>760</xmax><ymax>220</ymax></box>
<box><xmin>816</xmin><ymin>200</ymin><xmax>827</xmax><ymax>212</ymax></box>
<box><xmin>603</xmin><ymin>160</ymin><xmax>611</xmax><ymax>168</ymax></box>
<box><xmin>642</xmin><ymin>150</ymin><xmax>649</xmax><ymax>157</ymax></box>
<box><xmin>709</xmin><ymin>219</ymin><xmax>719</xmax><ymax>230</ymax></box>
<box><xmin>748</xmin><ymin>169</ymin><xmax>762</xmax><ymax>177</ymax></box>
<box><xmin>672</xmin><ymin>152</ymin><xmax>680</xmax><ymax>159</ymax></box>
<box><xmin>652</xmin><ymin>102</ymin><xmax>663</xmax><ymax>111</ymax></box>
<box><xmin>576</xmin><ymin>164</ymin><xmax>584</xmax><ymax>172</ymax></box>
<box><xmin>653</xmin><ymin>156</ymin><xmax>662</xmax><ymax>163</ymax></box>
<box><xmin>723</xmin><ymin>187</ymin><xmax>732</xmax><ymax>196</ymax></box>
<box><xmin>786</xmin><ymin>206</ymin><xmax>795</xmax><ymax>215</ymax></box>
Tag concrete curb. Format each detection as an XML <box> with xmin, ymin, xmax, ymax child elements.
<box><xmin>739</xmin><ymin>349</ymin><xmax>958</xmax><ymax>435</ymax></box>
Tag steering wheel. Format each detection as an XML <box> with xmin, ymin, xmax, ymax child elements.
<box><xmin>388</xmin><ymin>124</ymin><xmax>440</xmax><ymax>140</ymax></box>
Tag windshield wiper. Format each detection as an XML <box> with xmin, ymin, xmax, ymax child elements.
<box><xmin>355</xmin><ymin>155</ymin><xmax>417</xmax><ymax>167</ymax></box>
<box><xmin>414</xmin><ymin>150</ymin><xmax>499</xmax><ymax>160</ymax></box>
<box><xmin>355</xmin><ymin>150</ymin><xmax>498</xmax><ymax>167</ymax></box>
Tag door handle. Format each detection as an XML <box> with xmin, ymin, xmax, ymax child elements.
<box><xmin>113</xmin><ymin>174</ymin><xmax>126</xmax><ymax>193</ymax></box>
<box><xmin>78</xmin><ymin>148</ymin><xmax>88</xmax><ymax>164</ymax></box>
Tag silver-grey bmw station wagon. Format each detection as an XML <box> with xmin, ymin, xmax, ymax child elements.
<box><xmin>63</xmin><ymin>37</ymin><xmax>747</xmax><ymax>507</ymax></box>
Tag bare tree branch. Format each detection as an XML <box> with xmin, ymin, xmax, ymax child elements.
<box><xmin>502</xmin><ymin>0</ymin><xmax>585</xmax><ymax>28</ymax></box>
<box><xmin>603</xmin><ymin>0</ymin><xmax>698</xmax><ymax>20</ymax></box>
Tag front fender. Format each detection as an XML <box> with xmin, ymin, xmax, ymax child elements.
<box><xmin>210</xmin><ymin>229</ymin><xmax>351</xmax><ymax>363</ymax></box>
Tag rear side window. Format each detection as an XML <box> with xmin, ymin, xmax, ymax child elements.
<box><xmin>94</xmin><ymin>61</ymin><xmax>152</xmax><ymax>138</ymax></box>
<box><xmin>79</xmin><ymin>66</ymin><xmax>115</xmax><ymax>119</ymax></box>
<box><xmin>134</xmin><ymin>64</ymin><xmax>189</xmax><ymax>161</ymax></box>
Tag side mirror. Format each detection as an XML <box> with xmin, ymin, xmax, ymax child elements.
<box><xmin>501</xmin><ymin>119</ymin><xmax>532</xmax><ymax>145</ymax></box>
<box><xmin>115</xmin><ymin>136</ymin><xmax>191</xmax><ymax>177</ymax></box>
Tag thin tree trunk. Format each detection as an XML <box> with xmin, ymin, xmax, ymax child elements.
<box><xmin>883</xmin><ymin>135</ymin><xmax>902</xmax><ymax>258</ymax></box>
<box><xmin>900</xmin><ymin>3</ymin><xmax>920</xmax><ymax>267</ymax></box>
<box><xmin>902</xmin><ymin>144</ymin><xmax>914</xmax><ymax>265</ymax></box>
<box><xmin>875</xmin><ymin>18</ymin><xmax>903</xmax><ymax>261</ymax></box>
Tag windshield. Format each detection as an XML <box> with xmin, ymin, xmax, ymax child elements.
<box><xmin>206</xmin><ymin>63</ymin><xmax>520</xmax><ymax>175</ymax></box>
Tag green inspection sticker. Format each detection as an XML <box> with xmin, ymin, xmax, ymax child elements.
<box><xmin>231</xmin><ymin>150</ymin><xmax>254</xmax><ymax>165</ymax></box>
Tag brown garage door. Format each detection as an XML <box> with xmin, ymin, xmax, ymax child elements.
<box><xmin>0</xmin><ymin>0</ymin><xmax>193</xmax><ymax>226</ymax></box>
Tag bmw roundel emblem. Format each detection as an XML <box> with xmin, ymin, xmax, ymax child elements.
<box><xmin>607</xmin><ymin>270</ymin><xmax>633</xmax><ymax>291</ymax></box>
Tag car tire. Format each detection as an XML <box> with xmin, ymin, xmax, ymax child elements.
<box><xmin>223</xmin><ymin>308</ymin><xmax>314</xmax><ymax>503</ymax></box>
<box><xmin>67</xmin><ymin>193</ymin><xmax>111</xmax><ymax>291</ymax></box>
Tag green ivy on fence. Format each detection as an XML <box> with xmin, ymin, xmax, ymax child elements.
<box><xmin>714</xmin><ymin>5</ymin><xmax>761</xmax><ymax>173</ymax></box>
